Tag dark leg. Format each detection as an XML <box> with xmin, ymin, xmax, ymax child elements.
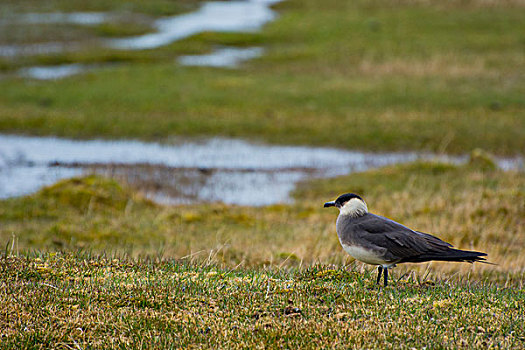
<box><xmin>384</xmin><ymin>267</ymin><xmax>388</xmax><ymax>287</ymax></box>
<box><xmin>376</xmin><ymin>266</ymin><xmax>383</xmax><ymax>285</ymax></box>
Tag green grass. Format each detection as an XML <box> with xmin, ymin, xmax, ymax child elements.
<box><xmin>1</xmin><ymin>253</ymin><xmax>524</xmax><ymax>348</ymax></box>
<box><xmin>0</xmin><ymin>0</ymin><xmax>199</xmax><ymax>16</ymax></box>
<box><xmin>0</xmin><ymin>0</ymin><xmax>524</xmax><ymax>155</ymax></box>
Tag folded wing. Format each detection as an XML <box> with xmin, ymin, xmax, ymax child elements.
<box><xmin>354</xmin><ymin>214</ymin><xmax>487</xmax><ymax>263</ymax></box>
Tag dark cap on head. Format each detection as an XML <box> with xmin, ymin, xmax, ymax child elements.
<box><xmin>324</xmin><ymin>193</ymin><xmax>363</xmax><ymax>208</ymax></box>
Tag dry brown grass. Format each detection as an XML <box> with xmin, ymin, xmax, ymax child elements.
<box><xmin>296</xmin><ymin>161</ymin><xmax>524</xmax><ymax>282</ymax></box>
<box><xmin>388</xmin><ymin>0</ymin><xmax>525</xmax><ymax>8</ymax></box>
<box><xmin>1</xmin><ymin>161</ymin><xmax>523</xmax><ymax>285</ymax></box>
<box><xmin>357</xmin><ymin>56</ymin><xmax>492</xmax><ymax>78</ymax></box>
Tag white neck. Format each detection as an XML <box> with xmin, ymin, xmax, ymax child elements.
<box><xmin>339</xmin><ymin>198</ymin><xmax>368</xmax><ymax>217</ymax></box>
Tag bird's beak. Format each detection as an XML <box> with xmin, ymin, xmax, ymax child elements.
<box><xmin>324</xmin><ymin>201</ymin><xmax>336</xmax><ymax>208</ymax></box>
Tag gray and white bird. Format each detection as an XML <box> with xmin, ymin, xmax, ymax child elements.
<box><xmin>324</xmin><ymin>193</ymin><xmax>488</xmax><ymax>286</ymax></box>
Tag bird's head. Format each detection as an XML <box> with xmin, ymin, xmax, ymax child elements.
<box><xmin>324</xmin><ymin>193</ymin><xmax>368</xmax><ymax>217</ymax></box>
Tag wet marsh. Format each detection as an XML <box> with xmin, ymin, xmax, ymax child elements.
<box><xmin>0</xmin><ymin>0</ymin><xmax>523</xmax><ymax>154</ymax></box>
<box><xmin>0</xmin><ymin>0</ymin><xmax>524</xmax><ymax>348</ymax></box>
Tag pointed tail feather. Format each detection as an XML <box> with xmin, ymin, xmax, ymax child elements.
<box><xmin>400</xmin><ymin>248</ymin><xmax>489</xmax><ymax>264</ymax></box>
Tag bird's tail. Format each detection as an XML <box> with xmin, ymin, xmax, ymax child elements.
<box><xmin>401</xmin><ymin>248</ymin><xmax>490</xmax><ymax>264</ymax></box>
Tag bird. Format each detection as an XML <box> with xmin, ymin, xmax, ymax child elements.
<box><xmin>324</xmin><ymin>193</ymin><xmax>488</xmax><ymax>286</ymax></box>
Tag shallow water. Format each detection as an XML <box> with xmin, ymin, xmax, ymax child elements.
<box><xmin>0</xmin><ymin>134</ymin><xmax>422</xmax><ymax>206</ymax></box>
<box><xmin>18</xmin><ymin>64</ymin><xmax>90</xmax><ymax>80</ymax></box>
<box><xmin>1</xmin><ymin>135</ymin><xmax>520</xmax><ymax>206</ymax></box>
<box><xmin>4</xmin><ymin>0</ymin><xmax>282</xmax><ymax>78</ymax></box>
<box><xmin>4</xmin><ymin>12</ymin><xmax>109</xmax><ymax>26</ymax></box>
<box><xmin>0</xmin><ymin>12</ymin><xmax>106</xmax><ymax>58</ymax></box>
<box><xmin>109</xmin><ymin>0</ymin><xmax>280</xmax><ymax>50</ymax></box>
<box><xmin>15</xmin><ymin>46</ymin><xmax>263</xmax><ymax>80</ymax></box>
<box><xmin>178</xmin><ymin>47</ymin><xmax>264</xmax><ymax>68</ymax></box>
<box><xmin>0</xmin><ymin>42</ymin><xmax>69</xmax><ymax>58</ymax></box>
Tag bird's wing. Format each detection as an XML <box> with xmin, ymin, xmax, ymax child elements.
<box><xmin>353</xmin><ymin>214</ymin><xmax>453</xmax><ymax>260</ymax></box>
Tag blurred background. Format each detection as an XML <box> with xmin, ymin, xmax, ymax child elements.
<box><xmin>0</xmin><ymin>0</ymin><xmax>523</xmax><ymax>280</ymax></box>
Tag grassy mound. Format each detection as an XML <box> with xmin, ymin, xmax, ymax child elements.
<box><xmin>39</xmin><ymin>175</ymin><xmax>145</xmax><ymax>211</ymax></box>
<box><xmin>0</xmin><ymin>175</ymin><xmax>156</xmax><ymax>250</ymax></box>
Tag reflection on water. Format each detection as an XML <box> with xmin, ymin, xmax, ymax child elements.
<box><xmin>18</xmin><ymin>64</ymin><xmax>89</xmax><ymax>80</ymax></box>
<box><xmin>0</xmin><ymin>42</ymin><xmax>69</xmax><ymax>58</ymax></box>
<box><xmin>0</xmin><ymin>134</ymin><xmax>425</xmax><ymax>206</ymax></box>
<box><xmin>1</xmin><ymin>135</ymin><xmax>519</xmax><ymax>205</ymax></box>
<box><xmin>3</xmin><ymin>12</ymin><xmax>109</xmax><ymax>26</ymax></box>
<box><xmin>109</xmin><ymin>0</ymin><xmax>281</xmax><ymax>50</ymax></box>
<box><xmin>178</xmin><ymin>47</ymin><xmax>264</xmax><ymax>68</ymax></box>
<box><xmin>0</xmin><ymin>166</ymin><xmax>81</xmax><ymax>199</ymax></box>
<box><xmin>0</xmin><ymin>135</ymin><xmax>522</xmax><ymax>205</ymax></box>
<box><xmin>91</xmin><ymin>164</ymin><xmax>307</xmax><ymax>206</ymax></box>
<box><xmin>3</xmin><ymin>0</ymin><xmax>283</xmax><ymax>77</ymax></box>
<box><xmin>0</xmin><ymin>12</ymin><xmax>108</xmax><ymax>58</ymax></box>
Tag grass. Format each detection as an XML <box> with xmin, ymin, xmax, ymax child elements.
<box><xmin>1</xmin><ymin>1</ymin><xmax>524</xmax><ymax>346</ymax></box>
<box><xmin>0</xmin><ymin>157</ymin><xmax>523</xmax><ymax>348</ymax></box>
<box><xmin>1</xmin><ymin>253</ymin><xmax>524</xmax><ymax>349</ymax></box>
<box><xmin>0</xmin><ymin>0</ymin><xmax>198</xmax><ymax>16</ymax></box>
<box><xmin>0</xmin><ymin>0</ymin><xmax>523</xmax><ymax>155</ymax></box>
<box><xmin>1</xmin><ymin>160</ymin><xmax>523</xmax><ymax>279</ymax></box>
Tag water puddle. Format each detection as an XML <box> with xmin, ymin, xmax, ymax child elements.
<box><xmin>108</xmin><ymin>0</ymin><xmax>281</xmax><ymax>50</ymax></box>
<box><xmin>0</xmin><ymin>42</ymin><xmax>71</xmax><ymax>58</ymax></box>
<box><xmin>0</xmin><ymin>12</ymin><xmax>110</xmax><ymax>58</ymax></box>
<box><xmin>18</xmin><ymin>63</ymin><xmax>91</xmax><ymax>80</ymax></box>
<box><xmin>3</xmin><ymin>134</ymin><xmax>520</xmax><ymax>205</ymax></box>
<box><xmin>178</xmin><ymin>46</ymin><xmax>264</xmax><ymax>68</ymax></box>
<box><xmin>0</xmin><ymin>134</ymin><xmax>431</xmax><ymax>206</ymax></box>
<box><xmin>3</xmin><ymin>12</ymin><xmax>109</xmax><ymax>26</ymax></box>
<box><xmin>14</xmin><ymin>47</ymin><xmax>263</xmax><ymax>80</ymax></box>
<box><xmin>2</xmin><ymin>135</ymin><xmax>522</xmax><ymax>205</ymax></box>
<box><xmin>5</xmin><ymin>0</ymin><xmax>282</xmax><ymax>78</ymax></box>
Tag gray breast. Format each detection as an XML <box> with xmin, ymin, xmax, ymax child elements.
<box><xmin>336</xmin><ymin>213</ymin><xmax>370</xmax><ymax>246</ymax></box>
<box><xmin>335</xmin><ymin>213</ymin><xmax>393</xmax><ymax>265</ymax></box>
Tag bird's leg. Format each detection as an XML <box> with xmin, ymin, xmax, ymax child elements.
<box><xmin>376</xmin><ymin>266</ymin><xmax>383</xmax><ymax>285</ymax></box>
<box><xmin>384</xmin><ymin>267</ymin><xmax>388</xmax><ymax>287</ymax></box>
